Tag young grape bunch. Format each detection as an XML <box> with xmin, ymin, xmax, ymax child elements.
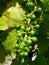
<box><xmin>14</xmin><ymin>0</ymin><xmax>44</xmax><ymax>61</ymax></box>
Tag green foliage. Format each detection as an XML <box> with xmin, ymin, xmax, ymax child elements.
<box><xmin>40</xmin><ymin>0</ymin><xmax>49</xmax><ymax>10</ymax></box>
<box><xmin>3</xmin><ymin>29</ymin><xmax>17</xmax><ymax>56</ymax></box>
<box><xmin>0</xmin><ymin>3</ymin><xmax>25</xmax><ymax>31</ymax></box>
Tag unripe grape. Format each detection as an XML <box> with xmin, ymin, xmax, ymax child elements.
<box><xmin>26</xmin><ymin>2</ymin><xmax>34</xmax><ymax>9</ymax></box>
<box><xmin>32</xmin><ymin>37</ymin><xmax>37</xmax><ymax>42</ymax></box>
<box><xmin>34</xmin><ymin>21</ymin><xmax>37</xmax><ymax>24</ymax></box>
<box><xmin>18</xmin><ymin>49</ymin><xmax>21</xmax><ymax>53</ymax></box>
<box><xmin>15</xmin><ymin>44</ymin><xmax>19</xmax><ymax>48</ymax></box>
<box><xmin>30</xmin><ymin>30</ymin><xmax>35</xmax><ymax>35</ymax></box>
<box><xmin>26</xmin><ymin>14</ymin><xmax>31</xmax><ymax>18</ymax></box>
<box><xmin>21</xmin><ymin>42</ymin><xmax>25</xmax><ymax>46</ymax></box>
<box><xmin>20</xmin><ymin>52</ymin><xmax>23</xmax><ymax>56</ymax></box>
<box><xmin>26</xmin><ymin>27</ymin><xmax>30</xmax><ymax>32</ymax></box>
<box><xmin>31</xmin><ymin>14</ymin><xmax>36</xmax><ymax>20</ymax></box>
<box><xmin>24</xmin><ymin>38</ymin><xmax>27</xmax><ymax>43</ymax></box>
<box><xmin>21</xmin><ymin>25</ymin><xmax>25</xmax><ymax>30</ymax></box>
<box><xmin>40</xmin><ymin>16</ymin><xmax>43</xmax><ymax>21</ymax></box>
<box><xmin>37</xmin><ymin>7</ymin><xmax>42</xmax><ymax>13</ymax></box>
<box><xmin>35</xmin><ymin>24</ymin><xmax>40</xmax><ymax>28</ymax></box>
<box><xmin>19</xmin><ymin>46</ymin><xmax>24</xmax><ymax>49</ymax></box>
<box><xmin>23</xmin><ymin>52</ymin><xmax>28</xmax><ymax>56</ymax></box>
<box><xmin>29</xmin><ymin>46</ymin><xmax>32</xmax><ymax>49</ymax></box>
<box><xmin>17</xmin><ymin>32</ymin><xmax>22</xmax><ymax>37</ymax></box>
<box><xmin>27</xmin><ymin>39</ymin><xmax>32</xmax><ymax>44</ymax></box>
<box><xmin>25</xmin><ymin>47</ymin><xmax>30</xmax><ymax>52</ymax></box>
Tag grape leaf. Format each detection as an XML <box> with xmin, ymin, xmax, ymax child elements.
<box><xmin>3</xmin><ymin>3</ymin><xmax>25</xmax><ymax>25</ymax></box>
<box><xmin>3</xmin><ymin>29</ymin><xmax>17</xmax><ymax>56</ymax></box>
<box><xmin>0</xmin><ymin>3</ymin><xmax>25</xmax><ymax>31</ymax></box>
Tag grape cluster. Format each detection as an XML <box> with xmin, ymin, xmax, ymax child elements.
<box><xmin>14</xmin><ymin>0</ymin><xmax>44</xmax><ymax>58</ymax></box>
<box><xmin>10</xmin><ymin>0</ymin><xmax>43</xmax><ymax>60</ymax></box>
<box><xmin>15</xmin><ymin>24</ymin><xmax>36</xmax><ymax>57</ymax></box>
<box><xmin>13</xmin><ymin>0</ymin><xmax>44</xmax><ymax>59</ymax></box>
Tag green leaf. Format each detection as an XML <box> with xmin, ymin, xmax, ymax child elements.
<box><xmin>3</xmin><ymin>3</ymin><xmax>25</xmax><ymax>25</ymax></box>
<box><xmin>0</xmin><ymin>3</ymin><xmax>25</xmax><ymax>31</ymax></box>
<box><xmin>3</xmin><ymin>29</ymin><xmax>17</xmax><ymax>56</ymax></box>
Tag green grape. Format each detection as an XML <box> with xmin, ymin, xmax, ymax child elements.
<box><xmin>23</xmin><ymin>52</ymin><xmax>28</xmax><ymax>56</ymax></box>
<box><xmin>18</xmin><ymin>49</ymin><xmax>21</xmax><ymax>53</ymax></box>
<box><xmin>26</xmin><ymin>2</ymin><xmax>30</xmax><ymax>7</ymax></box>
<box><xmin>35</xmin><ymin>24</ymin><xmax>40</xmax><ymax>28</ymax></box>
<box><xmin>31</xmin><ymin>14</ymin><xmax>36</xmax><ymax>20</ymax></box>
<box><xmin>17</xmin><ymin>31</ymin><xmax>22</xmax><ymax>37</ymax></box>
<box><xmin>27</xmin><ymin>39</ymin><xmax>32</xmax><ymax>44</ymax></box>
<box><xmin>40</xmin><ymin>16</ymin><xmax>43</xmax><ymax>21</ymax></box>
<box><xmin>26</xmin><ymin>27</ymin><xmax>30</xmax><ymax>32</ymax></box>
<box><xmin>25</xmin><ymin>47</ymin><xmax>30</xmax><ymax>52</ymax></box>
<box><xmin>30</xmin><ymin>30</ymin><xmax>35</xmax><ymax>35</ymax></box>
<box><xmin>21</xmin><ymin>25</ymin><xmax>25</xmax><ymax>30</ymax></box>
<box><xmin>26</xmin><ymin>2</ymin><xmax>34</xmax><ymax>9</ymax></box>
<box><xmin>29</xmin><ymin>46</ymin><xmax>32</xmax><ymax>49</ymax></box>
<box><xmin>37</xmin><ymin>7</ymin><xmax>42</xmax><ymax>13</ymax></box>
<box><xmin>21</xmin><ymin>42</ymin><xmax>25</xmax><ymax>46</ymax></box>
<box><xmin>29</xmin><ymin>2</ymin><xmax>34</xmax><ymax>7</ymax></box>
<box><xmin>20</xmin><ymin>52</ymin><xmax>23</xmax><ymax>56</ymax></box>
<box><xmin>24</xmin><ymin>38</ymin><xmax>28</xmax><ymax>43</ymax></box>
<box><xmin>26</xmin><ymin>14</ymin><xmax>31</xmax><ymax>18</ymax></box>
<box><xmin>19</xmin><ymin>45</ymin><xmax>24</xmax><ymax>49</ymax></box>
<box><xmin>21</xmin><ymin>58</ymin><xmax>25</xmax><ymax>62</ymax></box>
<box><xmin>32</xmin><ymin>37</ymin><xmax>37</xmax><ymax>42</ymax></box>
<box><xmin>34</xmin><ymin>21</ymin><xmax>37</xmax><ymax>24</ymax></box>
